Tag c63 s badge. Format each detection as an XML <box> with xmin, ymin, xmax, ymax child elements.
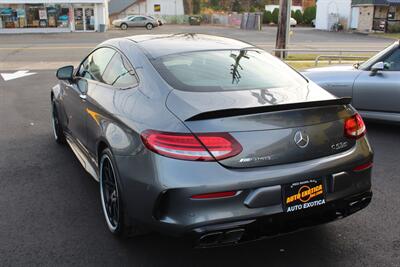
<box><xmin>283</xmin><ymin>179</ymin><xmax>326</xmax><ymax>213</ymax></box>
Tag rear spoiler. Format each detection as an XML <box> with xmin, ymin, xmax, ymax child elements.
<box><xmin>186</xmin><ymin>97</ymin><xmax>352</xmax><ymax>121</ymax></box>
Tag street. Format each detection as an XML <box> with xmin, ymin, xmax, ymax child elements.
<box><xmin>0</xmin><ymin>25</ymin><xmax>394</xmax><ymax>71</ymax></box>
<box><xmin>0</xmin><ymin>26</ymin><xmax>399</xmax><ymax>266</ymax></box>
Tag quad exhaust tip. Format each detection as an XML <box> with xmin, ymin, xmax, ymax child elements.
<box><xmin>198</xmin><ymin>229</ymin><xmax>245</xmax><ymax>247</ymax></box>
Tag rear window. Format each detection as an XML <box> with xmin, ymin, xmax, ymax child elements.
<box><xmin>153</xmin><ymin>50</ymin><xmax>307</xmax><ymax>92</ymax></box>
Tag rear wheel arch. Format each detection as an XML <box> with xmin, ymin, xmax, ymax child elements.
<box><xmin>97</xmin><ymin>140</ymin><xmax>109</xmax><ymax>164</ymax></box>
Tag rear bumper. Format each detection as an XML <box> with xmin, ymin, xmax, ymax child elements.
<box><xmin>191</xmin><ymin>190</ymin><xmax>372</xmax><ymax>247</ymax></box>
<box><xmin>114</xmin><ymin>138</ymin><xmax>373</xmax><ymax>242</ymax></box>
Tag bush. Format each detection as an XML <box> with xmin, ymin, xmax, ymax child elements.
<box><xmin>388</xmin><ymin>24</ymin><xmax>400</xmax><ymax>33</ymax></box>
<box><xmin>303</xmin><ymin>6</ymin><xmax>316</xmax><ymax>25</ymax></box>
<box><xmin>263</xmin><ymin>11</ymin><xmax>273</xmax><ymax>24</ymax></box>
<box><xmin>249</xmin><ymin>6</ymin><xmax>256</xmax><ymax>13</ymax></box>
<box><xmin>272</xmin><ymin>8</ymin><xmax>279</xmax><ymax>24</ymax></box>
<box><xmin>294</xmin><ymin>9</ymin><xmax>303</xmax><ymax>24</ymax></box>
<box><xmin>291</xmin><ymin>10</ymin><xmax>295</xmax><ymax>19</ymax></box>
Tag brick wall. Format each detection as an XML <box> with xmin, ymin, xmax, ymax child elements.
<box><xmin>357</xmin><ymin>5</ymin><xmax>374</xmax><ymax>32</ymax></box>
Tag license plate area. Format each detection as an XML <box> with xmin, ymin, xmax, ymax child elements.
<box><xmin>283</xmin><ymin>179</ymin><xmax>326</xmax><ymax>213</ymax></box>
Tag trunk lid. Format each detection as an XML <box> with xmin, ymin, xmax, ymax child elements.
<box><xmin>166</xmin><ymin>85</ymin><xmax>356</xmax><ymax>168</ymax></box>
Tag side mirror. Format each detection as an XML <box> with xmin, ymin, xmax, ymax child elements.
<box><xmin>370</xmin><ymin>62</ymin><xmax>384</xmax><ymax>76</ymax></box>
<box><xmin>56</xmin><ymin>65</ymin><xmax>74</xmax><ymax>80</ymax></box>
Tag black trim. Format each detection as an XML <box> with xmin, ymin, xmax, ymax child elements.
<box><xmin>186</xmin><ymin>97</ymin><xmax>353</xmax><ymax>121</ymax></box>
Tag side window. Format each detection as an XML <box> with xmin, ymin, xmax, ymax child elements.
<box><xmin>383</xmin><ymin>49</ymin><xmax>400</xmax><ymax>71</ymax></box>
<box><xmin>133</xmin><ymin>16</ymin><xmax>146</xmax><ymax>22</ymax></box>
<box><xmin>102</xmin><ymin>53</ymin><xmax>139</xmax><ymax>88</ymax></box>
<box><xmin>77</xmin><ymin>47</ymin><xmax>116</xmax><ymax>82</ymax></box>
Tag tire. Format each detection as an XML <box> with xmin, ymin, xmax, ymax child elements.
<box><xmin>120</xmin><ymin>23</ymin><xmax>128</xmax><ymax>30</ymax></box>
<box><xmin>51</xmin><ymin>100</ymin><xmax>66</xmax><ymax>145</ymax></box>
<box><xmin>99</xmin><ymin>148</ymin><xmax>145</xmax><ymax>238</ymax></box>
<box><xmin>146</xmin><ymin>23</ymin><xmax>153</xmax><ymax>30</ymax></box>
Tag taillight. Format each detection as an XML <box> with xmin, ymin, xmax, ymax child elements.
<box><xmin>140</xmin><ymin>130</ymin><xmax>242</xmax><ymax>161</ymax></box>
<box><xmin>344</xmin><ymin>114</ymin><xmax>366</xmax><ymax>139</ymax></box>
<box><xmin>353</xmin><ymin>162</ymin><xmax>373</xmax><ymax>172</ymax></box>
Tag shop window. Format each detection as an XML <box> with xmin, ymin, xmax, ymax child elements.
<box><xmin>85</xmin><ymin>8</ymin><xmax>94</xmax><ymax>31</ymax></box>
<box><xmin>0</xmin><ymin>4</ymin><xmax>71</xmax><ymax>29</ymax></box>
<box><xmin>388</xmin><ymin>6</ymin><xmax>396</xmax><ymax>20</ymax></box>
<box><xmin>0</xmin><ymin>6</ymin><xmax>16</xmax><ymax>28</ymax></box>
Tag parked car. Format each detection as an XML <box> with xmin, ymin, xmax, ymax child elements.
<box><xmin>51</xmin><ymin>34</ymin><xmax>373</xmax><ymax>247</ymax></box>
<box><xmin>303</xmin><ymin>41</ymin><xmax>400</xmax><ymax>123</ymax></box>
<box><xmin>290</xmin><ymin>17</ymin><xmax>297</xmax><ymax>27</ymax></box>
<box><xmin>112</xmin><ymin>15</ymin><xmax>159</xmax><ymax>30</ymax></box>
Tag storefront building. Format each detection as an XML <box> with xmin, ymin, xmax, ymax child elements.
<box><xmin>0</xmin><ymin>0</ymin><xmax>108</xmax><ymax>33</ymax></box>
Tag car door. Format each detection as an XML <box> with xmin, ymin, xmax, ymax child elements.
<box><xmin>85</xmin><ymin>49</ymin><xmax>139</xmax><ymax>158</ymax></box>
<box><xmin>353</xmin><ymin>48</ymin><xmax>400</xmax><ymax>113</ymax></box>
<box><xmin>62</xmin><ymin>47</ymin><xmax>116</xmax><ymax>150</ymax></box>
<box><xmin>127</xmin><ymin>16</ymin><xmax>136</xmax><ymax>27</ymax></box>
<box><xmin>131</xmin><ymin>16</ymin><xmax>146</xmax><ymax>27</ymax></box>
<box><xmin>61</xmin><ymin>76</ymin><xmax>91</xmax><ymax>148</ymax></box>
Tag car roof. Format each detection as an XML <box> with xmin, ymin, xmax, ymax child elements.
<box><xmin>124</xmin><ymin>34</ymin><xmax>255</xmax><ymax>59</ymax></box>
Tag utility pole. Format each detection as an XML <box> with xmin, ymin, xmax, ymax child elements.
<box><xmin>275</xmin><ymin>0</ymin><xmax>292</xmax><ymax>59</ymax></box>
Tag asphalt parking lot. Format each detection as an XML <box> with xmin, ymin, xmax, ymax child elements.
<box><xmin>0</xmin><ymin>26</ymin><xmax>399</xmax><ymax>266</ymax></box>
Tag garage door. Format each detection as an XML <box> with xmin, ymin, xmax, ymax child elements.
<box><xmin>351</xmin><ymin>7</ymin><xmax>359</xmax><ymax>29</ymax></box>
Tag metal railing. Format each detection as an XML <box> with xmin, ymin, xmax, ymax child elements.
<box><xmin>271</xmin><ymin>49</ymin><xmax>380</xmax><ymax>66</ymax></box>
<box><xmin>314</xmin><ymin>55</ymin><xmax>373</xmax><ymax>66</ymax></box>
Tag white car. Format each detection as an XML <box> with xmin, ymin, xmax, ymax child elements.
<box><xmin>112</xmin><ymin>15</ymin><xmax>159</xmax><ymax>30</ymax></box>
<box><xmin>290</xmin><ymin>17</ymin><xmax>297</xmax><ymax>27</ymax></box>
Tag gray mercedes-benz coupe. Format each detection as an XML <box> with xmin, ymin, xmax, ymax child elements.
<box><xmin>51</xmin><ymin>34</ymin><xmax>373</xmax><ymax>247</ymax></box>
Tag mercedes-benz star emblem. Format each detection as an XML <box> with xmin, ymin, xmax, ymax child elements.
<box><xmin>294</xmin><ymin>131</ymin><xmax>310</xmax><ymax>148</ymax></box>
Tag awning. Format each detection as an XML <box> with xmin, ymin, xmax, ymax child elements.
<box><xmin>0</xmin><ymin>0</ymin><xmax>105</xmax><ymax>4</ymax></box>
<box><xmin>386</xmin><ymin>0</ymin><xmax>400</xmax><ymax>5</ymax></box>
<box><xmin>353</xmin><ymin>0</ymin><xmax>400</xmax><ymax>5</ymax></box>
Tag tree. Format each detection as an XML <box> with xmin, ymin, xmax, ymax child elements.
<box><xmin>294</xmin><ymin>9</ymin><xmax>303</xmax><ymax>24</ymax></box>
<box><xmin>183</xmin><ymin>0</ymin><xmax>193</xmax><ymax>14</ymax></box>
<box><xmin>192</xmin><ymin>0</ymin><xmax>201</xmax><ymax>14</ymax></box>
<box><xmin>263</xmin><ymin>10</ymin><xmax>273</xmax><ymax>24</ymax></box>
<box><xmin>210</xmin><ymin>0</ymin><xmax>219</xmax><ymax>7</ymax></box>
<box><xmin>303</xmin><ymin>6</ymin><xmax>316</xmax><ymax>25</ymax></box>
<box><xmin>232</xmin><ymin>0</ymin><xmax>242</xmax><ymax>12</ymax></box>
<box><xmin>272</xmin><ymin>8</ymin><xmax>279</xmax><ymax>24</ymax></box>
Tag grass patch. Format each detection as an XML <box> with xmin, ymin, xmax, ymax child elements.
<box><xmin>285</xmin><ymin>53</ymin><xmax>374</xmax><ymax>61</ymax></box>
<box><xmin>371</xmin><ymin>33</ymin><xmax>400</xmax><ymax>40</ymax></box>
<box><xmin>286</xmin><ymin>61</ymin><xmax>329</xmax><ymax>70</ymax></box>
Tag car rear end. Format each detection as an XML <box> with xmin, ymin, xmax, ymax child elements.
<box><xmin>139</xmin><ymin>49</ymin><xmax>373</xmax><ymax>247</ymax></box>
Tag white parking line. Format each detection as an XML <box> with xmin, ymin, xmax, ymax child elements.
<box><xmin>0</xmin><ymin>61</ymin><xmax>79</xmax><ymax>71</ymax></box>
<box><xmin>1</xmin><ymin>70</ymin><xmax>36</xmax><ymax>81</ymax></box>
